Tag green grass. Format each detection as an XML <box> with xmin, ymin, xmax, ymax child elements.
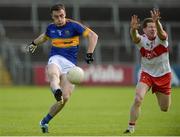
<box><xmin>0</xmin><ymin>86</ymin><xmax>180</xmax><ymax>136</ymax></box>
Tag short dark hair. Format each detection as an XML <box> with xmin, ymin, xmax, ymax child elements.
<box><xmin>50</xmin><ymin>4</ymin><xmax>65</xmax><ymax>13</ymax></box>
<box><xmin>142</xmin><ymin>18</ymin><xmax>154</xmax><ymax>28</ymax></box>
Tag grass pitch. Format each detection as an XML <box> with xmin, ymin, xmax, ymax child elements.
<box><xmin>0</xmin><ymin>86</ymin><xmax>180</xmax><ymax>136</ymax></box>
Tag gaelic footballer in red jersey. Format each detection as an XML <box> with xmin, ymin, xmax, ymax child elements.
<box><xmin>124</xmin><ymin>9</ymin><xmax>172</xmax><ymax>134</ymax></box>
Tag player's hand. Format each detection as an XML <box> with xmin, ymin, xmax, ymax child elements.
<box><xmin>150</xmin><ymin>8</ymin><xmax>161</xmax><ymax>22</ymax></box>
<box><xmin>85</xmin><ymin>53</ymin><xmax>94</xmax><ymax>64</ymax></box>
<box><xmin>130</xmin><ymin>15</ymin><xmax>140</xmax><ymax>30</ymax></box>
<box><xmin>26</xmin><ymin>42</ymin><xmax>37</xmax><ymax>53</ymax></box>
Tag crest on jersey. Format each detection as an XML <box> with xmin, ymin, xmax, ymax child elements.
<box><xmin>146</xmin><ymin>42</ymin><xmax>153</xmax><ymax>49</ymax></box>
<box><xmin>65</xmin><ymin>30</ymin><xmax>71</xmax><ymax>36</ymax></box>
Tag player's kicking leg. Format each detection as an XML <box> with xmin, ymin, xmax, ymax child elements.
<box><xmin>39</xmin><ymin>64</ymin><xmax>64</xmax><ymax>133</ymax></box>
<box><xmin>124</xmin><ymin>82</ymin><xmax>148</xmax><ymax>134</ymax></box>
<box><xmin>39</xmin><ymin>64</ymin><xmax>74</xmax><ymax>133</ymax></box>
<box><xmin>40</xmin><ymin>88</ymin><xmax>64</xmax><ymax>133</ymax></box>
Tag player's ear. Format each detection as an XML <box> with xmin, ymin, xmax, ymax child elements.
<box><xmin>64</xmin><ymin>11</ymin><xmax>66</xmax><ymax>18</ymax></box>
<box><xmin>143</xmin><ymin>28</ymin><xmax>146</xmax><ymax>34</ymax></box>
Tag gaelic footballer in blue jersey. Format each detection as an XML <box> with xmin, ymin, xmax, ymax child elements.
<box><xmin>27</xmin><ymin>4</ymin><xmax>98</xmax><ymax>133</ymax></box>
<box><xmin>45</xmin><ymin>19</ymin><xmax>91</xmax><ymax>64</ymax></box>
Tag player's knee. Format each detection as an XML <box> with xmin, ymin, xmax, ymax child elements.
<box><xmin>54</xmin><ymin>89</ymin><xmax>70</xmax><ymax>103</ymax></box>
<box><xmin>63</xmin><ymin>94</ymin><xmax>70</xmax><ymax>103</ymax></box>
<box><xmin>134</xmin><ymin>96</ymin><xmax>143</xmax><ymax>107</ymax></box>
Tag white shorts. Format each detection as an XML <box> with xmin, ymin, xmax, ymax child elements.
<box><xmin>48</xmin><ymin>55</ymin><xmax>75</xmax><ymax>74</ymax></box>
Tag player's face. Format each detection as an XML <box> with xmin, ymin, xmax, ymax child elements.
<box><xmin>143</xmin><ymin>22</ymin><xmax>157</xmax><ymax>40</ymax></box>
<box><xmin>51</xmin><ymin>9</ymin><xmax>66</xmax><ymax>26</ymax></box>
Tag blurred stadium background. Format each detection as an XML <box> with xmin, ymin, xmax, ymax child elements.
<box><xmin>0</xmin><ymin>0</ymin><xmax>180</xmax><ymax>86</ymax></box>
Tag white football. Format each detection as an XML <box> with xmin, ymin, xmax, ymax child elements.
<box><xmin>67</xmin><ymin>66</ymin><xmax>84</xmax><ymax>84</ymax></box>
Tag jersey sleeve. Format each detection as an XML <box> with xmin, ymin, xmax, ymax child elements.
<box><xmin>136</xmin><ymin>35</ymin><xmax>144</xmax><ymax>49</ymax></box>
<box><xmin>73</xmin><ymin>22</ymin><xmax>90</xmax><ymax>37</ymax></box>
<box><xmin>157</xmin><ymin>35</ymin><xmax>169</xmax><ymax>48</ymax></box>
<box><xmin>45</xmin><ymin>25</ymin><xmax>51</xmax><ymax>38</ymax></box>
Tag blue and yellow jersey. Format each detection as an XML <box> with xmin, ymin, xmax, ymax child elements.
<box><xmin>45</xmin><ymin>19</ymin><xmax>90</xmax><ymax>64</ymax></box>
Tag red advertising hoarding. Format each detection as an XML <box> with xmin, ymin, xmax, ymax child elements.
<box><xmin>82</xmin><ymin>64</ymin><xmax>134</xmax><ymax>85</ymax></box>
<box><xmin>33</xmin><ymin>64</ymin><xmax>134</xmax><ymax>86</ymax></box>
<box><xmin>33</xmin><ymin>65</ymin><xmax>48</xmax><ymax>85</ymax></box>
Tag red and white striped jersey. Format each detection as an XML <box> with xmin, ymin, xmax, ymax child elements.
<box><xmin>136</xmin><ymin>34</ymin><xmax>171</xmax><ymax>77</ymax></box>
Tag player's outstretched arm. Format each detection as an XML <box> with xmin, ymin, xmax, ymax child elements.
<box><xmin>130</xmin><ymin>15</ymin><xmax>141</xmax><ymax>44</ymax></box>
<box><xmin>85</xmin><ymin>29</ymin><xmax>98</xmax><ymax>64</ymax></box>
<box><xmin>150</xmin><ymin>9</ymin><xmax>167</xmax><ymax>40</ymax></box>
<box><xmin>27</xmin><ymin>33</ymin><xmax>49</xmax><ymax>53</ymax></box>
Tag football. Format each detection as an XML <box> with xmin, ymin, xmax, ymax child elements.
<box><xmin>67</xmin><ymin>66</ymin><xmax>84</xmax><ymax>84</ymax></box>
